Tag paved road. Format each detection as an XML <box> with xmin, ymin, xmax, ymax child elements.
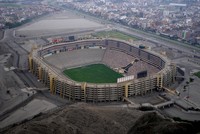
<box><xmin>1</xmin><ymin>9</ymin><xmax>200</xmax><ymax>124</ymax></box>
<box><xmin>163</xmin><ymin>107</ymin><xmax>200</xmax><ymax>121</ymax></box>
<box><xmin>162</xmin><ymin>56</ymin><xmax>200</xmax><ymax>121</ymax></box>
<box><xmin>0</xmin><ymin>29</ymin><xmax>28</xmax><ymax>70</ymax></box>
<box><xmin>0</xmin><ymin>99</ymin><xmax>57</xmax><ymax>128</ymax></box>
<box><xmin>117</xmin><ymin>27</ymin><xmax>200</xmax><ymax>56</ymax></box>
<box><xmin>0</xmin><ymin>30</ymin><xmax>4</xmax><ymax>40</ymax></box>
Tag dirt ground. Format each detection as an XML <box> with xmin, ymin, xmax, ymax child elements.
<box><xmin>15</xmin><ymin>11</ymin><xmax>105</xmax><ymax>38</ymax></box>
<box><xmin>2</xmin><ymin>103</ymin><xmax>144</xmax><ymax>134</ymax></box>
<box><xmin>1</xmin><ymin>103</ymin><xmax>196</xmax><ymax>134</ymax></box>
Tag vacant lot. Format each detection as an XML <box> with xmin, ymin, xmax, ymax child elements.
<box><xmin>63</xmin><ymin>64</ymin><xmax>123</xmax><ymax>83</ymax></box>
<box><xmin>18</xmin><ymin>19</ymin><xmax>103</xmax><ymax>31</ymax></box>
<box><xmin>16</xmin><ymin>11</ymin><xmax>105</xmax><ymax>37</ymax></box>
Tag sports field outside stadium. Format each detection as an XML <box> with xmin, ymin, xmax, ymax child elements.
<box><xmin>93</xmin><ymin>30</ymin><xmax>139</xmax><ymax>41</ymax></box>
<box><xmin>63</xmin><ymin>64</ymin><xmax>123</xmax><ymax>83</ymax></box>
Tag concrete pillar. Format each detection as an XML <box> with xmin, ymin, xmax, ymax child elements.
<box><xmin>81</xmin><ymin>82</ymin><xmax>87</xmax><ymax>102</ymax></box>
<box><xmin>125</xmin><ymin>84</ymin><xmax>129</xmax><ymax>98</ymax></box>
<box><xmin>28</xmin><ymin>56</ymin><xmax>33</xmax><ymax>72</ymax></box>
<box><xmin>157</xmin><ymin>74</ymin><xmax>160</xmax><ymax>88</ymax></box>
<box><xmin>49</xmin><ymin>75</ymin><xmax>55</xmax><ymax>94</ymax></box>
<box><xmin>38</xmin><ymin>66</ymin><xmax>42</xmax><ymax>80</ymax></box>
<box><xmin>160</xmin><ymin>74</ymin><xmax>163</xmax><ymax>89</ymax></box>
<box><xmin>60</xmin><ymin>82</ymin><xmax>63</xmax><ymax>98</ymax></box>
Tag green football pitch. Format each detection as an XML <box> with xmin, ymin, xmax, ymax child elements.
<box><xmin>63</xmin><ymin>64</ymin><xmax>123</xmax><ymax>83</ymax></box>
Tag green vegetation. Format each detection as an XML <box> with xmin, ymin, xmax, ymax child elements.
<box><xmin>5</xmin><ymin>12</ymin><xmax>48</xmax><ymax>29</ymax></box>
<box><xmin>194</xmin><ymin>71</ymin><xmax>200</xmax><ymax>78</ymax></box>
<box><xmin>63</xmin><ymin>64</ymin><xmax>123</xmax><ymax>83</ymax></box>
<box><xmin>93</xmin><ymin>30</ymin><xmax>139</xmax><ymax>41</ymax></box>
<box><xmin>5</xmin><ymin>19</ymin><xmax>32</xmax><ymax>29</ymax></box>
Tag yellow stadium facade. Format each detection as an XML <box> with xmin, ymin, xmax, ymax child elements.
<box><xmin>29</xmin><ymin>39</ymin><xmax>176</xmax><ymax>102</ymax></box>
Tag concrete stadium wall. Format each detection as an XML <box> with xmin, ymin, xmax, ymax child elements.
<box><xmin>29</xmin><ymin>39</ymin><xmax>176</xmax><ymax>102</ymax></box>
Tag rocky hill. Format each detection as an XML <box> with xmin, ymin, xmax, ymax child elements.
<box><xmin>1</xmin><ymin>103</ymin><xmax>196</xmax><ymax>134</ymax></box>
<box><xmin>128</xmin><ymin>112</ymin><xmax>194</xmax><ymax>134</ymax></box>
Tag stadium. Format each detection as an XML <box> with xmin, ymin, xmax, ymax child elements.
<box><xmin>28</xmin><ymin>38</ymin><xmax>176</xmax><ymax>102</ymax></box>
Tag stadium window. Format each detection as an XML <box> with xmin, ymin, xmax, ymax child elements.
<box><xmin>160</xmin><ymin>60</ymin><xmax>163</xmax><ymax>67</ymax></box>
<box><xmin>105</xmin><ymin>40</ymin><xmax>108</xmax><ymax>46</ymax></box>
<box><xmin>117</xmin><ymin>42</ymin><xmax>120</xmax><ymax>47</ymax></box>
<box><xmin>64</xmin><ymin>47</ymin><xmax>66</xmax><ymax>51</ymax></box>
<box><xmin>76</xmin><ymin>44</ymin><xmax>80</xmax><ymax>49</ymax></box>
<box><xmin>148</xmin><ymin>54</ymin><xmax>150</xmax><ymax>60</ymax></box>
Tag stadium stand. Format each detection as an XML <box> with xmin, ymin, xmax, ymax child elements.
<box><xmin>102</xmin><ymin>49</ymin><xmax>134</xmax><ymax>68</ymax></box>
<box><xmin>29</xmin><ymin>39</ymin><xmax>176</xmax><ymax>102</ymax></box>
<box><xmin>44</xmin><ymin>49</ymin><xmax>105</xmax><ymax>69</ymax></box>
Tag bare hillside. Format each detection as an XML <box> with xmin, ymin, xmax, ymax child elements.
<box><xmin>2</xmin><ymin>103</ymin><xmax>143</xmax><ymax>134</ymax></box>
<box><xmin>2</xmin><ymin>103</ymin><xmax>195</xmax><ymax>134</ymax></box>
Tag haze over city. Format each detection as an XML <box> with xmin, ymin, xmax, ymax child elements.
<box><xmin>0</xmin><ymin>0</ymin><xmax>200</xmax><ymax>134</ymax></box>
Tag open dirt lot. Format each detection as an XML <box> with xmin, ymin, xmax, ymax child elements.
<box><xmin>15</xmin><ymin>11</ymin><xmax>105</xmax><ymax>37</ymax></box>
<box><xmin>0</xmin><ymin>99</ymin><xmax>57</xmax><ymax>128</ymax></box>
